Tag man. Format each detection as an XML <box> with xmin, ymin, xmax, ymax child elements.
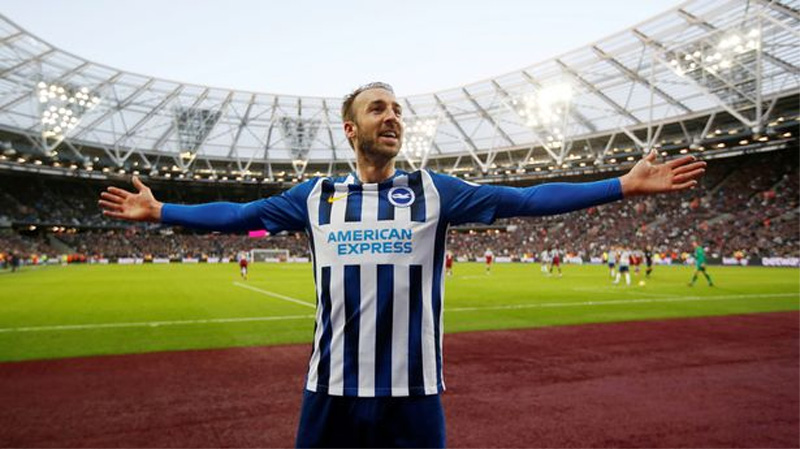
<box><xmin>644</xmin><ymin>245</ymin><xmax>654</xmax><ymax>277</ymax></box>
<box><xmin>540</xmin><ymin>248</ymin><xmax>549</xmax><ymax>274</ymax></box>
<box><xmin>688</xmin><ymin>241</ymin><xmax>714</xmax><ymax>287</ymax></box>
<box><xmin>484</xmin><ymin>248</ymin><xmax>494</xmax><ymax>274</ymax></box>
<box><xmin>614</xmin><ymin>247</ymin><xmax>631</xmax><ymax>286</ymax></box>
<box><xmin>445</xmin><ymin>250</ymin><xmax>454</xmax><ymax>277</ymax></box>
<box><xmin>607</xmin><ymin>246</ymin><xmax>617</xmax><ymax>279</ymax></box>
<box><xmin>99</xmin><ymin>82</ymin><xmax>705</xmax><ymax>448</ymax></box>
<box><xmin>549</xmin><ymin>247</ymin><xmax>562</xmax><ymax>277</ymax></box>
<box><xmin>239</xmin><ymin>253</ymin><xmax>249</xmax><ymax>280</ymax></box>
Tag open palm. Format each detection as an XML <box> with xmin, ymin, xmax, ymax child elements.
<box><xmin>620</xmin><ymin>150</ymin><xmax>706</xmax><ymax>197</ymax></box>
<box><xmin>98</xmin><ymin>176</ymin><xmax>163</xmax><ymax>222</ymax></box>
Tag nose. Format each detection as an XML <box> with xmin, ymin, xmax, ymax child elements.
<box><xmin>384</xmin><ymin>109</ymin><xmax>401</xmax><ymax>125</ymax></box>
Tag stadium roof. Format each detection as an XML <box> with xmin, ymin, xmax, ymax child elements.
<box><xmin>0</xmin><ymin>0</ymin><xmax>797</xmax><ymax>181</ymax></box>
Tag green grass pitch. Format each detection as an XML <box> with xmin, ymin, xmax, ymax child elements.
<box><xmin>0</xmin><ymin>263</ymin><xmax>797</xmax><ymax>362</ymax></box>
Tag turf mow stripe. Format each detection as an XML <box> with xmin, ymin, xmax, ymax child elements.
<box><xmin>0</xmin><ymin>314</ymin><xmax>316</xmax><ymax>333</ymax></box>
<box><xmin>0</xmin><ymin>293</ymin><xmax>795</xmax><ymax>334</ymax></box>
<box><xmin>446</xmin><ymin>292</ymin><xmax>800</xmax><ymax>312</ymax></box>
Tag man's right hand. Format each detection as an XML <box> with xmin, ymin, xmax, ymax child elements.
<box><xmin>98</xmin><ymin>176</ymin><xmax>163</xmax><ymax>222</ymax></box>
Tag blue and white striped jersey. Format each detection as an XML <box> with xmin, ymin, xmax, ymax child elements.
<box><xmin>161</xmin><ymin>169</ymin><xmax>623</xmax><ymax>397</ymax></box>
<box><xmin>268</xmin><ymin>170</ymin><xmax>468</xmax><ymax>397</ymax></box>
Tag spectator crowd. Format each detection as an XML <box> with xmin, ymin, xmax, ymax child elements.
<box><xmin>2</xmin><ymin>149</ymin><xmax>797</xmax><ymax>264</ymax></box>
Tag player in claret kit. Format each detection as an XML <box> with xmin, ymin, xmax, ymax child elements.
<box><xmin>548</xmin><ymin>247</ymin><xmax>562</xmax><ymax>277</ymax></box>
<box><xmin>99</xmin><ymin>82</ymin><xmax>705</xmax><ymax>448</ymax></box>
<box><xmin>239</xmin><ymin>253</ymin><xmax>249</xmax><ymax>280</ymax></box>
<box><xmin>484</xmin><ymin>248</ymin><xmax>494</xmax><ymax>274</ymax></box>
<box><xmin>445</xmin><ymin>250</ymin><xmax>454</xmax><ymax>277</ymax></box>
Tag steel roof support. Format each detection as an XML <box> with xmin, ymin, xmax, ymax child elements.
<box><xmin>433</xmin><ymin>93</ymin><xmax>488</xmax><ymax>172</ymax></box>
<box><xmin>591</xmin><ymin>45</ymin><xmax>692</xmax><ymax>115</ymax></box>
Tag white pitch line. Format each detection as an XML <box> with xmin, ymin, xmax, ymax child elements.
<box><xmin>446</xmin><ymin>292</ymin><xmax>800</xmax><ymax>313</ymax></box>
<box><xmin>233</xmin><ymin>282</ymin><xmax>316</xmax><ymax>308</ymax></box>
<box><xmin>0</xmin><ymin>293</ymin><xmax>796</xmax><ymax>334</ymax></box>
<box><xmin>0</xmin><ymin>314</ymin><xmax>315</xmax><ymax>334</ymax></box>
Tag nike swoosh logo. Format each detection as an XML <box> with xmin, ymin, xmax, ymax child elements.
<box><xmin>328</xmin><ymin>193</ymin><xmax>351</xmax><ymax>203</ymax></box>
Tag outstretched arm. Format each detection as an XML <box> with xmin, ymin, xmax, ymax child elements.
<box><xmin>99</xmin><ymin>176</ymin><xmax>313</xmax><ymax>233</ymax></box>
<box><xmin>436</xmin><ymin>150</ymin><xmax>707</xmax><ymax>224</ymax></box>
<box><xmin>98</xmin><ymin>176</ymin><xmax>265</xmax><ymax>232</ymax></box>
<box><xmin>495</xmin><ymin>150</ymin><xmax>706</xmax><ymax>217</ymax></box>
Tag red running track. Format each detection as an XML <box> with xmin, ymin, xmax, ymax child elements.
<box><xmin>0</xmin><ymin>312</ymin><xmax>797</xmax><ymax>447</ymax></box>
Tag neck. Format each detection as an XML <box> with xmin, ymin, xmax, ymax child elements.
<box><xmin>355</xmin><ymin>150</ymin><xmax>396</xmax><ymax>183</ymax></box>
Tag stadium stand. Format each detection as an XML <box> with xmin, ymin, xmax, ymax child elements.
<box><xmin>1</xmin><ymin>148</ymin><xmax>797</xmax><ymax>263</ymax></box>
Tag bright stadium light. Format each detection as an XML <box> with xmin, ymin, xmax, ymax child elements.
<box><xmin>510</xmin><ymin>83</ymin><xmax>573</xmax><ymax>130</ymax></box>
<box><xmin>669</xmin><ymin>28</ymin><xmax>759</xmax><ymax>77</ymax></box>
<box><xmin>663</xmin><ymin>21</ymin><xmax>762</xmax><ymax>112</ymax></box>
<box><xmin>506</xmin><ymin>82</ymin><xmax>575</xmax><ymax>166</ymax></box>
<box><xmin>37</xmin><ymin>82</ymin><xmax>101</xmax><ymax>144</ymax></box>
<box><xmin>401</xmin><ymin>116</ymin><xmax>439</xmax><ymax>170</ymax></box>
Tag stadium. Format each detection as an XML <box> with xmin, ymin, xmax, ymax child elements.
<box><xmin>0</xmin><ymin>0</ymin><xmax>798</xmax><ymax>447</ymax></box>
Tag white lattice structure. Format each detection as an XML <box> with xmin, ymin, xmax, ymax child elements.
<box><xmin>0</xmin><ymin>0</ymin><xmax>797</xmax><ymax>184</ymax></box>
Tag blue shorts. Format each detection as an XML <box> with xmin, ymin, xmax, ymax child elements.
<box><xmin>295</xmin><ymin>390</ymin><xmax>446</xmax><ymax>448</ymax></box>
<box><xmin>619</xmin><ymin>265</ymin><xmax>630</xmax><ymax>273</ymax></box>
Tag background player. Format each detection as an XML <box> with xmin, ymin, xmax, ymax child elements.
<box><xmin>688</xmin><ymin>241</ymin><xmax>714</xmax><ymax>287</ymax></box>
<box><xmin>644</xmin><ymin>246</ymin><xmax>654</xmax><ymax>277</ymax></box>
<box><xmin>239</xmin><ymin>253</ymin><xmax>249</xmax><ymax>280</ymax></box>
<box><xmin>549</xmin><ymin>247</ymin><xmax>562</xmax><ymax>277</ymax></box>
<box><xmin>540</xmin><ymin>248</ymin><xmax>549</xmax><ymax>274</ymax></box>
<box><xmin>485</xmin><ymin>248</ymin><xmax>494</xmax><ymax>274</ymax></box>
<box><xmin>445</xmin><ymin>250</ymin><xmax>454</xmax><ymax>277</ymax></box>
<box><xmin>614</xmin><ymin>247</ymin><xmax>631</xmax><ymax>286</ymax></box>
<box><xmin>607</xmin><ymin>246</ymin><xmax>617</xmax><ymax>279</ymax></box>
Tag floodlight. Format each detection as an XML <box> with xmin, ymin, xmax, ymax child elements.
<box><xmin>401</xmin><ymin>116</ymin><xmax>440</xmax><ymax>169</ymax></box>
<box><xmin>37</xmin><ymin>82</ymin><xmax>102</xmax><ymax>144</ymax></box>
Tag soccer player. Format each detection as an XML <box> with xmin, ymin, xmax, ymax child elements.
<box><xmin>98</xmin><ymin>82</ymin><xmax>705</xmax><ymax>448</ymax></box>
<box><xmin>549</xmin><ymin>247</ymin><xmax>562</xmax><ymax>277</ymax></box>
<box><xmin>540</xmin><ymin>248</ymin><xmax>549</xmax><ymax>274</ymax></box>
<box><xmin>239</xmin><ymin>253</ymin><xmax>249</xmax><ymax>280</ymax></box>
<box><xmin>445</xmin><ymin>250</ymin><xmax>454</xmax><ymax>277</ymax></box>
<box><xmin>484</xmin><ymin>248</ymin><xmax>494</xmax><ymax>274</ymax></box>
<box><xmin>644</xmin><ymin>246</ymin><xmax>654</xmax><ymax>277</ymax></box>
<box><xmin>688</xmin><ymin>241</ymin><xmax>714</xmax><ymax>287</ymax></box>
<box><xmin>607</xmin><ymin>246</ymin><xmax>617</xmax><ymax>279</ymax></box>
<box><xmin>614</xmin><ymin>247</ymin><xmax>631</xmax><ymax>286</ymax></box>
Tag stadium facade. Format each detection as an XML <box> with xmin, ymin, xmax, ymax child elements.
<box><xmin>0</xmin><ymin>0</ymin><xmax>798</xmax><ymax>264</ymax></box>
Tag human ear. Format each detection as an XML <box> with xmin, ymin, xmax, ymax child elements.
<box><xmin>344</xmin><ymin>121</ymin><xmax>356</xmax><ymax>140</ymax></box>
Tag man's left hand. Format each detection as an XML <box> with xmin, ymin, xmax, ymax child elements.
<box><xmin>619</xmin><ymin>149</ymin><xmax>706</xmax><ymax>197</ymax></box>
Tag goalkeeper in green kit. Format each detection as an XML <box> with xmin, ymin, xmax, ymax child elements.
<box><xmin>688</xmin><ymin>241</ymin><xmax>714</xmax><ymax>287</ymax></box>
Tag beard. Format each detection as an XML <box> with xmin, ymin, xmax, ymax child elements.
<box><xmin>355</xmin><ymin>127</ymin><xmax>401</xmax><ymax>160</ymax></box>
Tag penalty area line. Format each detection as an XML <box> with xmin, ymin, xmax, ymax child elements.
<box><xmin>233</xmin><ymin>282</ymin><xmax>316</xmax><ymax>308</ymax></box>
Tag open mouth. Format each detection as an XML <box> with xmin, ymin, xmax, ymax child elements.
<box><xmin>378</xmin><ymin>130</ymin><xmax>399</xmax><ymax>145</ymax></box>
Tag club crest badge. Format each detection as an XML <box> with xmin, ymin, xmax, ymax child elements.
<box><xmin>388</xmin><ymin>186</ymin><xmax>415</xmax><ymax>208</ymax></box>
